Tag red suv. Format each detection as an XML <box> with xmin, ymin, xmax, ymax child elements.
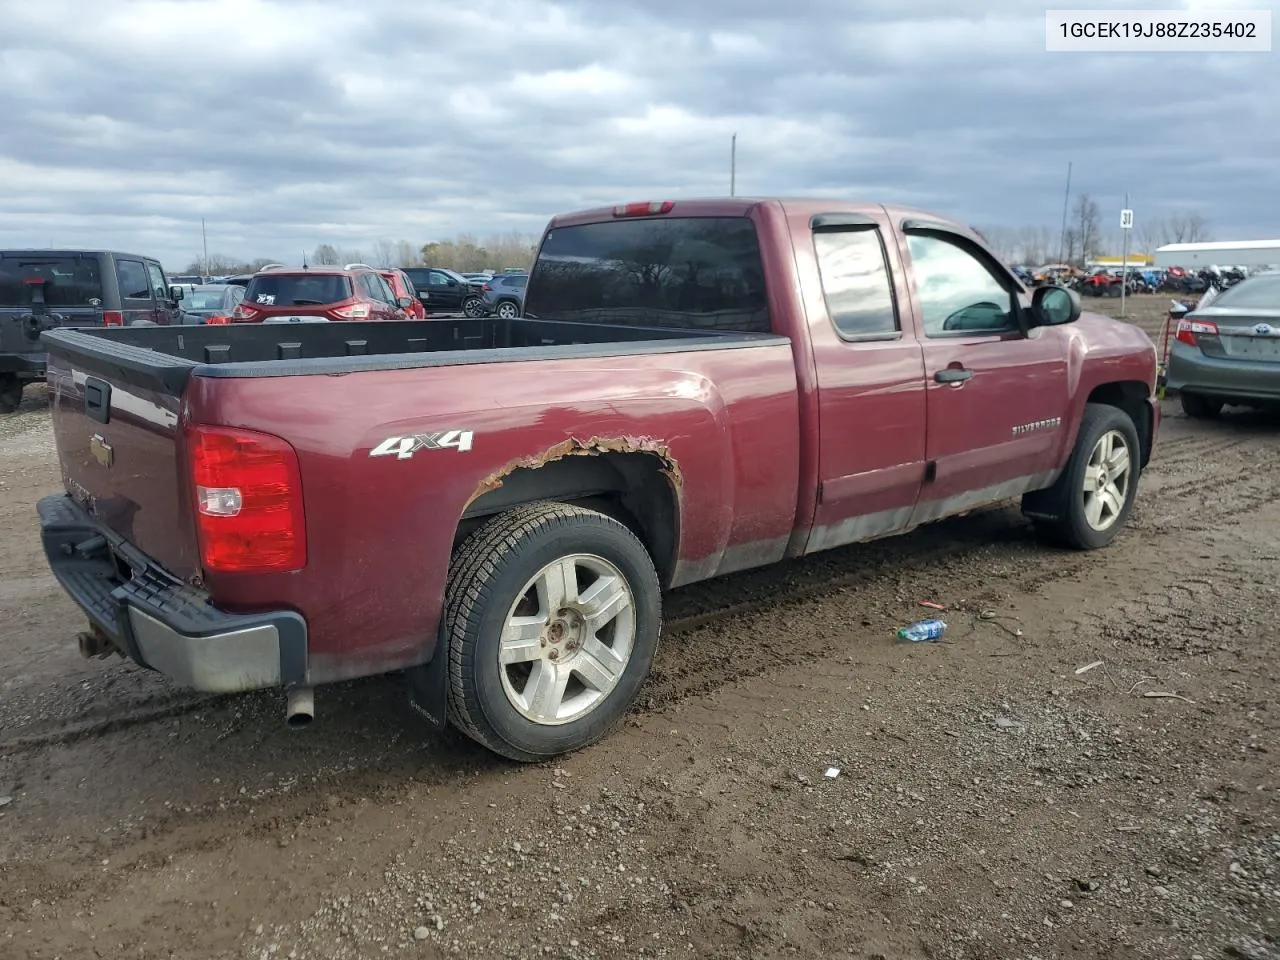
<box><xmin>231</xmin><ymin>264</ymin><xmax>413</xmax><ymax>323</ymax></box>
<box><xmin>379</xmin><ymin>268</ymin><xmax>427</xmax><ymax>319</ymax></box>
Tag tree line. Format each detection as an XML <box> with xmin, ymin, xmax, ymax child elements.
<box><xmin>977</xmin><ymin>197</ymin><xmax>1212</xmax><ymax>267</ymax></box>
<box><xmin>183</xmin><ymin>231</ymin><xmax>539</xmax><ymax>276</ymax></box>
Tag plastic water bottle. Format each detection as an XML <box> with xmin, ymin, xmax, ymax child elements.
<box><xmin>897</xmin><ymin>619</ymin><xmax>947</xmax><ymax>642</ymax></box>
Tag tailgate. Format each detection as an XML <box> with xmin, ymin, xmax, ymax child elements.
<box><xmin>45</xmin><ymin>345</ymin><xmax>200</xmax><ymax>581</ymax></box>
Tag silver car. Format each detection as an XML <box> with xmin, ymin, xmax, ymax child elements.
<box><xmin>1167</xmin><ymin>272</ymin><xmax>1280</xmax><ymax>417</ymax></box>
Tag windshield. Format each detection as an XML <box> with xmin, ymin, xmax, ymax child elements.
<box><xmin>1207</xmin><ymin>274</ymin><xmax>1280</xmax><ymax>310</ymax></box>
<box><xmin>0</xmin><ymin>256</ymin><xmax>104</xmax><ymax>308</ymax></box>
<box><xmin>524</xmin><ymin>216</ymin><xmax>769</xmax><ymax>332</ymax></box>
<box><xmin>244</xmin><ymin>273</ymin><xmax>351</xmax><ymax>306</ymax></box>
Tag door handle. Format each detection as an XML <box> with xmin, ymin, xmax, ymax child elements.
<box><xmin>934</xmin><ymin>367</ymin><xmax>973</xmax><ymax>383</ymax></box>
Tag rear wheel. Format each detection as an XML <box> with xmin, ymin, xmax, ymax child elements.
<box><xmin>1027</xmin><ymin>403</ymin><xmax>1141</xmax><ymax>550</ymax></box>
<box><xmin>462</xmin><ymin>296</ymin><xmax>486</xmax><ymax>318</ymax></box>
<box><xmin>0</xmin><ymin>375</ymin><xmax>24</xmax><ymax>414</ymax></box>
<box><xmin>496</xmin><ymin>300</ymin><xmax>520</xmax><ymax>319</ymax></box>
<box><xmin>445</xmin><ymin>501</ymin><xmax>662</xmax><ymax>762</ymax></box>
<box><xmin>1180</xmin><ymin>392</ymin><xmax>1223</xmax><ymax>419</ymax></box>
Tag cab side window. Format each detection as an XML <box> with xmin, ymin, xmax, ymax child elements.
<box><xmin>145</xmin><ymin>262</ymin><xmax>168</xmax><ymax>300</ymax></box>
<box><xmin>812</xmin><ymin>227</ymin><xmax>899</xmax><ymax>338</ymax></box>
<box><xmin>906</xmin><ymin>233</ymin><xmax>1017</xmax><ymax>337</ymax></box>
<box><xmin>116</xmin><ymin>259</ymin><xmax>151</xmax><ymax>301</ymax></box>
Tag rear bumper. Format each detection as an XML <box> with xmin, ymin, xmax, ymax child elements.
<box><xmin>0</xmin><ymin>351</ymin><xmax>46</xmax><ymax>377</ymax></box>
<box><xmin>1166</xmin><ymin>343</ymin><xmax>1280</xmax><ymax>402</ymax></box>
<box><xmin>38</xmin><ymin>494</ymin><xmax>308</xmax><ymax>693</ymax></box>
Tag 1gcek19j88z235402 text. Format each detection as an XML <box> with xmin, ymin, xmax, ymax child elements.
<box><xmin>1059</xmin><ymin>20</ymin><xmax>1256</xmax><ymax>39</ymax></box>
<box><xmin>1045</xmin><ymin>10</ymin><xmax>1271</xmax><ymax>51</ymax></box>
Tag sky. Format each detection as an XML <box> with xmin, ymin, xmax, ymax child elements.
<box><xmin>1</xmin><ymin>0</ymin><xmax>1277</xmax><ymax>268</ymax></box>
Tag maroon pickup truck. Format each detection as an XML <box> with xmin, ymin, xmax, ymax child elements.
<box><xmin>38</xmin><ymin>198</ymin><xmax>1159</xmax><ymax>761</ymax></box>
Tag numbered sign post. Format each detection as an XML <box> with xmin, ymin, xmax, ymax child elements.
<box><xmin>1120</xmin><ymin>203</ymin><xmax>1133</xmax><ymax>317</ymax></box>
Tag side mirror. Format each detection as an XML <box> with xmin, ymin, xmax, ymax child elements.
<box><xmin>1029</xmin><ymin>285</ymin><xmax>1080</xmax><ymax>326</ymax></box>
<box><xmin>397</xmin><ymin>296</ymin><xmax>413</xmax><ymax>309</ymax></box>
<box><xmin>169</xmin><ymin>285</ymin><xmax>184</xmax><ymax>301</ymax></box>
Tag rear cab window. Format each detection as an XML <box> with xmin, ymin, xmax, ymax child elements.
<box><xmin>0</xmin><ymin>255</ymin><xmax>104</xmax><ymax>307</ymax></box>
<box><xmin>245</xmin><ymin>273</ymin><xmax>352</xmax><ymax>306</ymax></box>
<box><xmin>523</xmin><ymin>216</ymin><xmax>770</xmax><ymax>332</ymax></box>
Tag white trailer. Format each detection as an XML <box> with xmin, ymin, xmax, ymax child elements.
<box><xmin>1153</xmin><ymin>239</ymin><xmax>1280</xmax><ymax>269</ymax></box>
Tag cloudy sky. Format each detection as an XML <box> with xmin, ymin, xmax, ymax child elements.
<box><xmin>1</xmin><ymin>0</ymin><xmax>1276</xmax><ymax>268</ymax></box>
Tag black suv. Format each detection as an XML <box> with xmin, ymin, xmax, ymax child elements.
<box><xmin>0</xmin><ymin>250</ymin><xmax>181</xmax><ymax>412</ymax></box>
<box><xmin>401</xmin><ymin>267</ymin><xmax>486</xmax><ymax>317</ymax></box>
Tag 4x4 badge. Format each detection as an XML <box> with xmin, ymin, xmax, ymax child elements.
<box><xmin>370</xmin><ymin>431</ymin><xmax>474</xmax><ymax>459</ymax></box>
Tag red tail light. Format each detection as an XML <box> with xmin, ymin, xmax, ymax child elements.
<box><xmin>1176</xmin><ymin>318</ymin><xmax>1218</xmax><ymax>346</ymax></box>
<box><xmin>186</xmin><ymin>424</ymin><xmax>306</xmax><ymax>573</ymax></box>
<box><xmin>328</xmin><ymin>302</ymin><xmax>370</xmax><ymax>320</ymax></box>
<box><xmin>205</xmin><ymin>315</ymin><xmax>231</xmax><ymax>325</ymax></box>
<box><xmin>102</xmin><ymin>311</ymin><xmax>124</xmax><ymax>326</ymax></box>
<box><xmin>481</xmin><ymin>283</ymin><xmax>491</xmax><ymax>291</ymax></box>
<box><xmin>612</xmin><ymin>201</ymin><xmax>674</xmax><ymax>217</ymax></box>
<box><xmin>231</xmin><ymin>303</ymin><xmax>259</xmax><ymax>321</ymax></box>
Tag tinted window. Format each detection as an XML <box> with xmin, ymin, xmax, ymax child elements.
<box><xmin>0</xmin><ymin>256</ymin><xmax>104</xmax><ymax>307</ymax></box>
<box><xmin>116</xmin><ymin>259</ymin><xmax>151</xmax><ymax>300</ymax></box>
<box><xmin>402</xmin><ymin>268</ymin><xmax>430</xmax><ymax>287</ymax></box>
<box><xmin>813</xmin><ymin>229</ymin><xmax>898</xmax><ymax>337</ymax></box>
<box><xmin>244</xmin><ymin>273</ymin><xmax>352</xmax><ymax>306</ymax></box>
<box><xmin>905</xmin><ymin>234</ymin><xmax>1017</xmax><ymax>336</ymax></box>
<box><xmin>1207</xmin><ymin>274</ymin><xmax>1280</xmax><ymax>309</ymax></box>
<box><xmin>428</xmin><ymin>270</ymin><xmax>453</xmax><ymax>286</ymax></box>
<box><xmin>526</xmin><ymin>216</ymin><xmax>769</xmax><ymax>332</ymax></box>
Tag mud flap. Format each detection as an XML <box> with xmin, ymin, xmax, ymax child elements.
<box><xmin>405</xmin><ymin>629</ymin><xmax>449</xmax><ymax>731</ymax></box>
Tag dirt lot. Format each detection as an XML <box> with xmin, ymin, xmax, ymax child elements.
<box><xmin>1</xmin><ymin>296</ymin><xmax>1276</xmax><ymax>960</ymax></box>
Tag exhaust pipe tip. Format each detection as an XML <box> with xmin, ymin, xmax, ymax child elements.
<box><xmin>285</xmin><ymin>686</ymin><xmax>314</xmax><ymax>728</ymax></box>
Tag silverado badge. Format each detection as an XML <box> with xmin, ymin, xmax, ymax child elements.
<box><xmin>89</xmin><ymin>434</ymin><xmax>114</xmax><ymax>468</ymax></box>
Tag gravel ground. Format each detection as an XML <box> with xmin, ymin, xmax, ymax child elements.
<box><xmin>0</xmin><ymin>296</ymin><xmax>1276</xmax><ymax>960</ymax></box>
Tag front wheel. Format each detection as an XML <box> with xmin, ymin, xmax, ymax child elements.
<box><xmin>462</xmin><ymin>296</ymin><xmax>486</xmax><ymax>318</ymax></box>
<box><xmin>444</xmin><ymin>501</ymin><xmax>662</xmax><ymax>762</ymax></box>
<box><xmin>1026</xmin><ymin>403</ymin><xmax>1142</xmax><ymax>550</ymax></box>
<box><xmin>0</xmin><ymin>375</ymin><xmax>24</xmax><ymax>414</ymax></box>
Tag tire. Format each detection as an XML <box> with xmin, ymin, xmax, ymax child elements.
<box><xmin>496</xmin><ymin>300</ymin><xmax>520</xmax><ymax>319</ymax></box>
<box><xmin>444</xmin><ymin>501</ymin><xmax>662</xmax><ymax>762</ymax></box>
<box><xmin>1180</xmin><ymin>392</ymin><xmax>1223</xmax><ymax>419</ymax></box>
<box><xmin>1026</xmin><ymin>403</ymin><xmax>1142</xmax><ymax>550</ymax></box>
<box><xmin>462</xmin><ymin>296</ymin><xmax>485</xmax><ymax>318</ymax></box>
<box><xmin>0</xmin><ymin>376</ymin><xmax>24</xmax><ymax>415</ymax></box>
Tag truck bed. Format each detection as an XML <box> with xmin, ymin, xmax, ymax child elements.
<box><xmin>42</xmin><ymin>317</ymin><xmax>779</xmax><ymax>395</ymax></box>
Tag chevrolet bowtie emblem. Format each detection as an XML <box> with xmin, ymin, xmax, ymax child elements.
<box><xmin>89</xmin><ymin>433</ymin><xmax>113</xmax><ymax>468</ymax></box>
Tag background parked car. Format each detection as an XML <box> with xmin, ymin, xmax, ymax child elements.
<box><xmin>1</xmin><ymin>249</ymin><xmax>180</xmax><ymax>412</ymax></box>
<box><xmin>401</xmin><ymin>267</ymin><xmax>487</xmax><ymax>317</ymax></box>
<box><xmin>379</xmin><ymin>268</ymin><xmax>426</xmax><ymax>319</ymax></box>
<box><xmin>178</xmin><ymin>283</ymin><xmax>246</xmax><ymax>324</ymax></box>
<box><xmin>479</xmin><ymin>273</ymin><xmax>526</xmax><ymax>318</ymax></box>
<box><xmin>232</xmin><ymin>264</ymin><xmax>413</xmax><ymax>323</ymax></box>
<box><xmin>1166</xmin><ymin>270</ymin><xmax>1280</xmax><ymax>418</ymax></box>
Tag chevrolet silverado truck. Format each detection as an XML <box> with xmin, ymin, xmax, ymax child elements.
<box><xmin>37</xmin><ymin>198</ymin><xmax>1159</xmax><ymax>761</ymax></box>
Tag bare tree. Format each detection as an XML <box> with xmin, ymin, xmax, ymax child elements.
<box><xmin>1136</xmin><ymin>212</ymin><xmax>1211</xmax><ymax>251</ymax></box>
<box><xmin>1069</xmin><ymin>195</ymin><xmax>1101</xmax><ymax>264</ymax></box>
<box><xmin>394</xmin><ymin>240</ymin><xmax>419</xmax><ymax>267</ymax></box>
<box><xmin>312</xmin><ymin>244</ymin><xmax>340</xmax><ymax>265</ymax></box>
<box><xmin>371</xmin><ymin>239</ymin><xmax>395</xmax><ymax>268</ymax></box>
